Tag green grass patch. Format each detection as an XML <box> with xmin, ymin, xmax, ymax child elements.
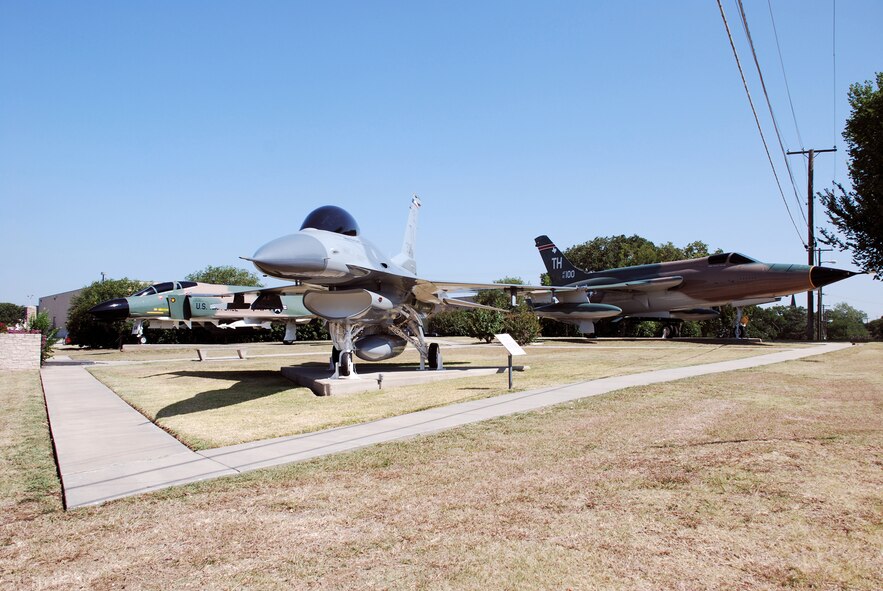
<box><xmin>86</xmin><ymin>338</ymin><xmax>799</xmax><ymax>449</ymax></box>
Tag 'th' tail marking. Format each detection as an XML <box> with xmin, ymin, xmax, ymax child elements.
<box><xmin>534</xmin><ymin>235</ymin><xmax>591</xmax><ymax>286</ymax></box>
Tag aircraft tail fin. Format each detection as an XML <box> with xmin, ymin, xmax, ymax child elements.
<box><xmin>391</xmin><ymin>195</ymin><xmax>421</xmax><ymax>274</ymax></box>
<box><xmin>534</xmin><ymin>235</ymin><xmax>592</xmax><ymax>286</ymax></box>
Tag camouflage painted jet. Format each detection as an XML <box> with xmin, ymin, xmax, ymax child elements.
<box><xmin>243</xmin><ymin>197</ymin><xmax>536</xmax><ymax>377</ymax></box>
<box><xmin>532</xmin><ymin>235</ymin><xmax>858</xmax><ymax>336</ymax></box>
<box><xmin>90</xmin><ymin>281</ymin><xmax>311</xmax><ymax>344</ymax></box>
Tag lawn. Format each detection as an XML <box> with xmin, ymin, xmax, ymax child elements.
<box><xmin>84</xmin><ymin>338</ymin><xmax>803</xmax><ymax>449</ymax></box>
<box><xmin>2</xmin><ymin>342</ymin><xmax>879</xmax><ymax>589</ymax></box>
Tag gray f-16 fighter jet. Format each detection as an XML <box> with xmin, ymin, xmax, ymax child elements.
<box><xmin>245</xmin><ymin>197</ymin><xmax>526</xmax><ymax>377</ymax></box>
<box><xmin>533</xmin><ymin>235</ymin><xmax>858</xmax><ymax>335</ymax></box>
<box><xmin>90</xmin><ymin>281</ymin><xmax>311</xmax><ymax>343</ymax></box>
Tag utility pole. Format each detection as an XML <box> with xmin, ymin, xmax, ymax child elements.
<box><xmin>816</xmin><ymin>246</ymin><xmax>834</xmax><ymax>340</ymax></box>
<box><xmin>787</xmin><ymin>147</ymin><xmax>836</xmax><ymax>341</ymax></box>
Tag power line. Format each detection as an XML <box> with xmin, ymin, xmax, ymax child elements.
<box><xmin>716</xmin><ymin>0</ymin><xmax>807</xmax><ymax>248</ymax></box>
<box><xmin>736</xmin><ymin>0</ymin><xmax>807</xmax><ymax>226</ymax></box>
<box><xmin>766</xmin><ymin>0</ymin><xmax>805</xmax><ymax>151</ymax></box>
<box><xmin>832</xmin><ymin>0</ymin><xmax>838</xmax><ymax>184</ymax></box>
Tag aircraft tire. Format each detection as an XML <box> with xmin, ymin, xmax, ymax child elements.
<box><xmin>139</xmin><ymin>335</ymin><xmax>147</xmax><ymax>345</ymax></box>
<box><xmin>339</xmin><ymin>352</ymin><xmax>353</xmax><ymax>377</ymax></box>
<box><xmin>428</xmin><ymin>343</ymin><xmax>442</xmax><ymax>370</ymax></box>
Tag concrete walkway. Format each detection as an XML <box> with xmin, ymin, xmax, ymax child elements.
<box><xmin>42</xmin><ymin>343</ymin><xmax>852</xmax><ymax>509</ymax></box>
<box><xmin>41</xmin><ymin>361</ymin><xmax>239</xmax><ymax>509</ymax></box>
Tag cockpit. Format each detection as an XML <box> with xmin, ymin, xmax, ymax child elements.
<box><xmin>300</xmin><ymin>205</ymin><xmax>360</xmax><ymax>236</ymax></box>
<box><xmin>131</xmin><ymin>281</ymin><xmax>198</xmax><ymax>297</ymax></box>
<box><xmin>707</xmin><ymin>252</ymin><xmax>759</xmax><ymax>266</ymax></box>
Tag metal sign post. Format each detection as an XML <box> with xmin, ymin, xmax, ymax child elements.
<box><xmin>494</xmin><ymin>333</ymin><xmax>526</xmax><ymax>390</ymax></box>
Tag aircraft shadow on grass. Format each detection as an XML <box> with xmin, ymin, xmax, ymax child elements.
<box><xmin>153</xmin><ymin>370</ymin><xmax>292</xmax><ymax>418</ymax></box>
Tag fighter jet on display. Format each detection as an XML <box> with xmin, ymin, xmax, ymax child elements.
<box><xmin>244</xmin><ymin>197</ymin><xmax>538</xmax><ymax>376</ymax></box>
<box><xmin>532</xmin><ymin>235</ymin><xmax>858</xmax><ymax>336</ymax></box>
<box><xmin>90</xmin><ymin>281</ymin><xmax>311</xmax><ymax>344</ymax></box>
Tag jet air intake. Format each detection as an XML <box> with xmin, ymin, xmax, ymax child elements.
<box><xmin>303</xmin><ymin>289</ymin><xmax>394</xmax><ymax>321</ymax></box>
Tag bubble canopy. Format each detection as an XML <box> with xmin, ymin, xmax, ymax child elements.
<box><xmin>299</xmin><ymin>205</ymin><xmax>360</xmax><ymax>237</ymax></box>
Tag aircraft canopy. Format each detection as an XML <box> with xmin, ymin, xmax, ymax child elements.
<box><xmin>300</xmin><ymin>205</ymin><xmax>360</xmax><ymax>237</ymax></box>
<box><xmin>708</xmin><ymin>252</ymin><xmax>759</xmax><ymax>266</ymax></box>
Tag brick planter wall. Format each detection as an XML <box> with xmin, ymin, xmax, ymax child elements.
<box><xmin>0</xmin><ymin>333</ymin><xmax>42</xmax><ymax>370</ymax></box>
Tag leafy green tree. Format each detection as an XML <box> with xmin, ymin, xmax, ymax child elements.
<box><xmin>66</xmin><ymin>279</ymin><xmax>149</xmax><ymax>348</ymax></box>
<box><xmin>27</xmin><ymin>310</ymin><xmax>60</xmax><ymax>364</ymax></box>
<box><xmin>186</xmin><ymin>265</ymin><xmax>263</xmax><ymax>286</ymax></box>
<box><xmin>541</xmin><ymin>235</ymin><xmax>717</xmax><ymax>284</ymax></box>
<box><xmin>0</xmin><ymin>303</ymin><xmax>26</xmax><ymax>326</ymax></box>
<box><xmin>269</xmin><ymin>319</ymin><xmax>329</xmax><ymax>342</ymax></box>
<box><xmin>825</xmin><ymin>302</ymin><xmax>870</xmax><ymax>341</ymax></box>
<box><xmin>867</xmin><ymin>317</ymin><xmax>883</xmax><ymax>341</ymax></box>
<box><xmin>567</xmin><ymin>235</ymin><xmax>714</xmax><ymax>271</ymax></box>
<box><xmin>761</xmin><ymin>305</ymin><xmax>809</xmax><ymax>341</ymax></box>
<box><xmin>820</xmin><ymin>73</ymin><xmax>883</xmax><ymax>279</ymax></box>
<box><xmin>539</xmin><ymin>317</ymin><xmax>582</xmax><ymax>338</ymax></box>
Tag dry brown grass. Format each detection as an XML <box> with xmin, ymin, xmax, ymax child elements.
<box><xmin>2</xmin><ymin>343</ymin><xmax>880</xmax><ymax>589</ymax></box>
<box><xmin>0</xmin><ymin>371</ymin><xmax>61</xmax><ymax>518</ymax></box>
<box><xmin>85</xmin><ymin>338</ymin><xmax>800</xmax><ymax>448</ymax></box>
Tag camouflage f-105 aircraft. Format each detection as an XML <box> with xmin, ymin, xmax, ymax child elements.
<box><xmin>532</xmin><ymin>235</ymin><xmax>858</xmax><ymax>336</ymax></box>
<box><xmin>90</xmin><ymin>281</ymin><xmax>311</xmax><ymax>343</ymax></box>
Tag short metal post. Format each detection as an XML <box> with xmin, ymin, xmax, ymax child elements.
<box><xmin>508</xmin><ymin>353</ymin><xmax>513</xmax><ymax>389</ymax></box>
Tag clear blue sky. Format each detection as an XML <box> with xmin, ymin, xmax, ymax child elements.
<box><xmin>2</xmin><ymin>1</ymin><xmax>881</xmax><ymax>319</ymax></box>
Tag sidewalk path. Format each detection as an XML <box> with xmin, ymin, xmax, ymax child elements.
<box><xmin>41</xmin><ymin>360</ymin><xmax>238</xmax><ymax>509</ymax></box>
<box><xmin>42</xmin><ymin>343</ymin><xmax>852</xmax><ymax>508</ymax></box>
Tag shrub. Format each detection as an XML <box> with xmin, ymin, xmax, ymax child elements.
<box><xmin>503</xmin><ymin>305</ymin><xmax>541</xmax><ymax>345</ymax></box>
<box><xmin>427</xmin><ymin>310</ymin><xmax>470</xmax><ymax>336</ymax></box>
<box><xmin>27</xmin><ymin>311</ymin><xmax>60</xmax><ymax>364</ymax></box>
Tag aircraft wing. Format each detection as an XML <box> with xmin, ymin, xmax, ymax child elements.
<box><xmin>578</xmin><ymin>276</ymin><xmax>683</xmax><ymax>292</ymax></box>
<box><xmin>413</xmin><ymin>280</ymin><xmax>577</xmax><ymax>306</ymax></box>
<box><xmin>197</xmin><ymin>283</ymin><xmax>326</xmax><ymax>297</ymax></box>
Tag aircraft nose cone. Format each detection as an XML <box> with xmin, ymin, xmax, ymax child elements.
<box><xmin>89</xmin><ymin>298</ymin><xmax>130</xmax><ymax>320</ymax></box>
<box><xmin>811</xmin><ymin>266</ymin><xmax>858</xmax><ymax>288</ymax></box>
<box><xmin>250</xmin><ymin>232</ymin><xmax>329</xmax><ymax>278</ymax></box>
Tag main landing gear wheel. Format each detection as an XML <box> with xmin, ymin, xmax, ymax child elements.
<box><xmin>339</xmin><ymin>352</ymin><xmax>354</xmax><ymax>377</ymax></box>
<box><xmin>330</xmin><ymin>347</ymin><xmax>341</xmax><ymax>370</ymax></box>
<box><xmin>428</xmin><ymin>342</ymin><xmax>442</xmax><ymax>370</ymax></box>
<box><xmin>139</xmin><ymin>335</ymin><xmax>147</xmax><ymax>344</ymax></box>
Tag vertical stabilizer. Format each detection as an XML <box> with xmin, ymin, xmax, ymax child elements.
<box><xmin>534</xmin><ymin>235</ymin><xmax>592</xmax><ymax>286</ymax></box>
<box><xmin>392</xmin><ymin>195</ymin><xmax>421</xmax><ymax>274</ymax></box>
